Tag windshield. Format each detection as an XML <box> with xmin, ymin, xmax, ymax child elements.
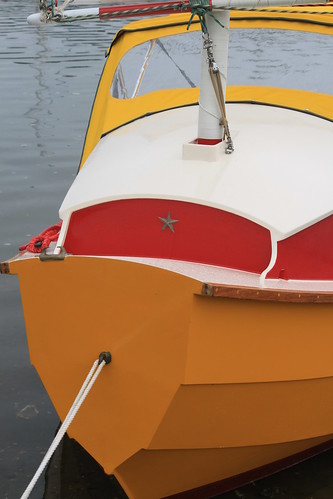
<box><xmin>111</xmin><ymin>31</ymin><xmax>201</xmax><ymax>98</ymax></box>
<box><xmin>111</xmin><ymin>28</ymin><xmax>333</xmax><ymax>98</ymax></box>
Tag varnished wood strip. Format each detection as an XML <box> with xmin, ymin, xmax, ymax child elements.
<box><xmin>0</xmin><ymin>261</ymin><xmax>10</xmax><ymax>274</ymax></box>
<box><xmin>201</xmin><ymin>283</ymin><xmax>333</xmax><ymax>303</ymax></box>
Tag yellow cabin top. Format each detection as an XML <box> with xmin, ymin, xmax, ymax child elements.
<box><xmin>79</xmin><ymin>8</ymin><xmax>333</xmax><ymax>169</ymax></box>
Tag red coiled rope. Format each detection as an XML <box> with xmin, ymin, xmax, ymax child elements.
<box><xmin>19</xmin><ymin>221</ymin><xmax>62</xmax><ymax>253</ymax></box>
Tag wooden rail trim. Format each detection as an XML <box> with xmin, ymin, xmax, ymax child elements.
<box><xmin>201</xmin><ymin>283</ymin><xmax>333</xmax><ymax>303</ymax></box>
<box><xmin>0</xmin><ymin>261</ymin><xmax>10</xmax><ymax>274</ymax></box>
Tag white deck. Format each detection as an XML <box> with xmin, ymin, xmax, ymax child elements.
<box><xmin>59</xmin><ymin>103</ymin><xmax>333</xmax><ymax>241</ymax></box>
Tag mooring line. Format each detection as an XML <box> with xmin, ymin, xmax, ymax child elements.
<box><xmin>20</xmin><ymin>351</ymin><xmax>112</xmax><ymax>499</ymax></box>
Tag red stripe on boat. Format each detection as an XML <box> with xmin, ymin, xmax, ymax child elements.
<box><xmin>64</xmin><ymin>199</ymin><xmax>271</xmax><ymax>273</ymax></box>
<box><xmin>268</xmin><ymin>214</ymin><xmax>333</xmax><ymax>280</ymax></box>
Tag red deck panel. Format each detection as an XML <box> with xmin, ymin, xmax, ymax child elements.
<box><xmin>64</xmin><ymin>199</ymin><xmax>271</xmax><ymax>273</ymax></box>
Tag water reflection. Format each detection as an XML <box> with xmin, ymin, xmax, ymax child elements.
<box><xmin>26</xmin><ymin>26</ymin><xmax>52</xmax><ymax>161</ymax></box>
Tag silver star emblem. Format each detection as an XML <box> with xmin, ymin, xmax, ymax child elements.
<box><xmin>158</xmin><ymin>212</ymin><xmax>179</xmax><ymax>233</ymax></box>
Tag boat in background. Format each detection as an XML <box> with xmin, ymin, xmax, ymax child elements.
<box><xmin>2</xmin><ymin>1</ymin><xmax>333</xmax><ymax>497</ymax></box>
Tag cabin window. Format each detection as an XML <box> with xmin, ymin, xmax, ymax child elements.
<box><xmin>228</xmin><ymin>29</ymin><xmax>333</xmax><ymax>95</ymax></box>
<box><xmin>111</xmin><ymin>32</ymin><xmax>202</xmax><ymax>99</ymax></box>
<box><xmin>111</xmin><ymin>28</ymin><xmax>333</xmax><ymax>99</ymax></box>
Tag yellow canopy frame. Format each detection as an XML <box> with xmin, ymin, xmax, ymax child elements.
<box><xmin>79</xmin><ymin>9</ymin><xmax>333</xmax><ymax>169</ymax></box>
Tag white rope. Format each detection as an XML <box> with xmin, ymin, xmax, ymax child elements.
<box><xmin>20</xmin><ymin>356</ymin><xmax>109</xmax><ymax>499</ymax></box>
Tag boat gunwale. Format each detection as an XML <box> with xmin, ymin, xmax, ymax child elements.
<box><xmin>4</xmin><ymin>252</ymin><xmax>333</xmax><ymax>303</ymax></box>
<box><xmin>202</xmin><ymin>282</ymin><xmax>333</xmax><ymax>302</ymax></box>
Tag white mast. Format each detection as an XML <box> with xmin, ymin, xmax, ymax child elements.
<box><xmin>197</xmin><ymin>10</ymin><xmax>230</xmax><ymax>146</ymax></box>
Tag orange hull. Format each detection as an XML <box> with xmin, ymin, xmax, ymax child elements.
<box><xmin>5</xmin><ymin>254</ymin><xmax>333</xmax><ymax>497</ymax></box>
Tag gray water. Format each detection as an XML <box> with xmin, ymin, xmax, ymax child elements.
<box><xmin>0</xmin><ymin>2</ymin><xmax>120</xmax><ymax>497</ymax></box>
<box><xmin>1</xmin><ymin>1</ymin><xmax>333</xmax><ymax>498</ymax></box>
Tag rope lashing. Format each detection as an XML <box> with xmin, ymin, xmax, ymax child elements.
<box><xmin>37</xmin><ymin>0</ymin><xmax>333</xmax><ymax>24</ymax></box>
<box><xmin>40</xmin><ymin>0</ymin><xmax>56</xmax><ymax>21</ymax></box>
<box><xmin>65</xmin><ymin>1</ymin><xmax>333</xmax><ymax>27</ymax></box>
<box><xmin>20</xmin><ymin>351</ymin><xmax>112</xmax><ymax>499</ymax></box>
<box><xmin>19</xmin><ymin>221</ymin><xmax>62</xmax><ymax>254</ymax></box>
<box><xmin>187</xmin><ymin>0</ymin><xmax>225</xmax><ymax>33</ymax></box>
<box><xmin>51</xmin><ymin>2</ymin><xmax>187</xmax><ymax>23</ymax></box>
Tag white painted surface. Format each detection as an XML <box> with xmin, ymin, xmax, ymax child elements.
<box><xmin>197</xmin><ymin>11</ymin><xmax>230</xmax><ymax>141</ymax></box>
<box><xmin>59</xmin><ymin>103</ymin><xmax>333</xmax><ymax>241</ymax></box>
